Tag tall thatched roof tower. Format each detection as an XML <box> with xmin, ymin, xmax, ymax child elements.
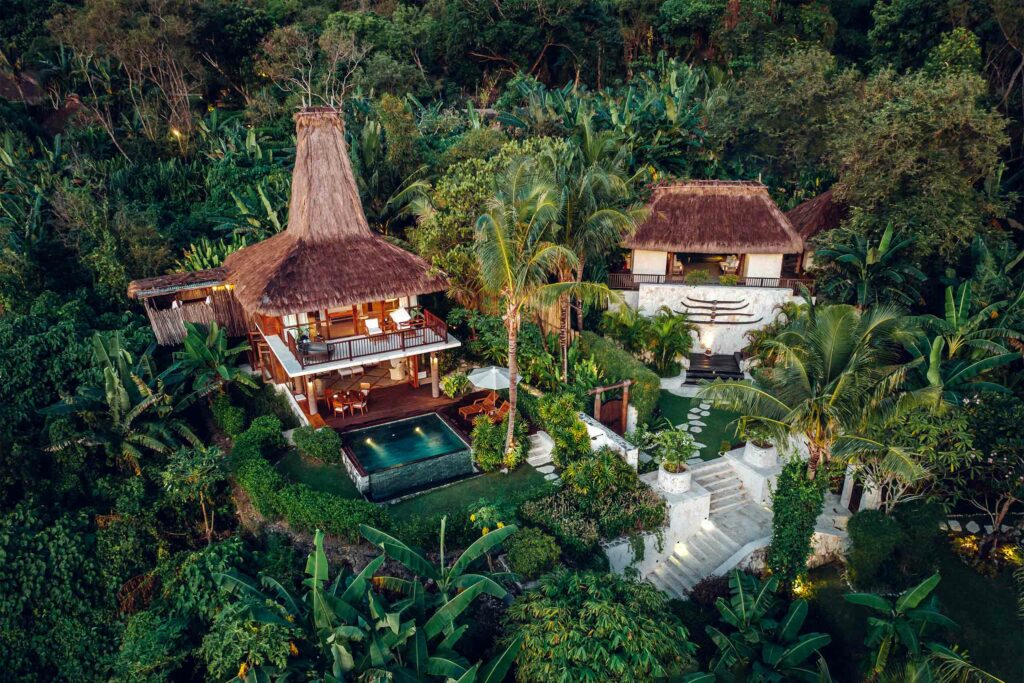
<box><xmin>223</xmin><ymin>108</ymin><xmax>446</xmax><ymax>316</ymax></box>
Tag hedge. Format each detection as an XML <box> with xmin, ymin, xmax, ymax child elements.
<box><xmin>211</xmin><ymin>393</ymin><xmax>247</xmax><ymax>438</ymax></box>
<box><xmin>578</xmin><ymin>332</ymin><xmax>660</xmax><ymax>425</ymax></box>
<box><xmin>231</xmin><ymin>416</ymin><xmax>388</xmax><ymax>541</ymax></box>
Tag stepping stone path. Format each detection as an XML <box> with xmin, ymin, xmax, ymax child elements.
<box><xmin>965</xmin><ymin>521</ymin><xmax>980</xmax><ymax>533</ymax></box>
<box><xmin>527</xmin><ymin>433</ymin><xmax>561</xmax><ymax>484</ymax></box>
<box><xmin>690</xmin><ymin>426</ymin><xmax>703</xmax><ymax>433</ymax></box>
<box><xmin>700</xmin><ymin>410</ymin><xmax>710</xmax><ymax>417</ymax></box>
<box><xmin>948</xmin><ymin>520</ymin><xmax>962</xmax><ymax>532</ymax></box>
<box><xmin>674</xmin><ymin>401</ymin><xmax>715</xmax><ymax>456</ymax></box>
<box><xmin>699</xmin><ymin>403</ymin><xmax>711</xmax><ymax>409</ymax></box>
<box><xmin>939</xmin><ymin>522</ymin><xmax>948</xmax><ymax>530</ymax></box>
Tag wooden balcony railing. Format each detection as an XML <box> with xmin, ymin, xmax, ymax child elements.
<box><xmin>274</xmin><ymin>309</ymin><xmax>449</xmax><ymax>369</ymax></box>
<box><xmin>607</xmin><ymin>272</ymin><xmax>815</xmax><ymax>294</ymax></box>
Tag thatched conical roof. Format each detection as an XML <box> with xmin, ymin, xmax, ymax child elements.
<box><xmin>223</xmin><ymin>108</ymin><xmax>446</xmax><ymax>316</ymax></box>
<box><xmin>786</xmin><ymin>188</ymin><xmax>847</xmax><ymax>242</ymax></box>
<box><xmin>624</xmin><ymin>180</ymin><xmax>803</xmax><ymax>254</ymax></box>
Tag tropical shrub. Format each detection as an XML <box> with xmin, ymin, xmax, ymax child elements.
<box><xmin>231</xmin><ymin>416</ymin><xmax>387</xmax><ymax>541</ymax></box>
<box><xmin>291</xmin><ymin>426</ymin><xmax>342</xmax><ymax>463</ymax></box>
<box><xmin>504</xmin><ymin>569</ymin><xmax>697</xmax><ymax>682</ymax></box>
<box><xmin>199</xmin><ymin>609</ymin><xmax>295</xmax><ymax>680</ymax></box>
<box><xmin>767</xmin><ymin>459</ymin><xmax>826</xmax><ymax>586</ymax></box>
<box><xmin>211</xmin><ymin>393</ymin><xmax>246</xmax><ymax>437</ymax></box>
<box><xmin>578</xmin><ymin>331</ymin><xmax>660</xmax><ymax>424</ymax></box>
<box><xmin>719</xmin><ymin>273</ymin><xmax>741</xmax><ymax>286</ymax></box>
<box><xmin>536</xmin><ymin>392</ymin><xmax>591</xmax><ymax>467</ymax></box>
<box><xmin>847</xmin><ymin>510</ymin><xmax>904</xmax><ymax>587</ymax></box>
<box><xmin>684</xmin><ymin>269</ymin><xmax>710</xmax><ymax>283</ymax></box>
<box><xmin>505</xmin><ymin>526</ymin><xmax>561</xmax><ymax>580</ymax></box>
<box><xmin>689</xmin><ymin>574</ymin><xmax>732</xmax><ymax>607</ymax></box>
<box><xmin>632</xmin><ymin>421</ymin><xmax>698</xmax><ymax>472</ymax></box>
<box><xmin>111</xmin><ymin>611</ymin><xmax>189</xmax><ymax>683</ymax></box>
<box><xmin>471</xmin><ymin>411</ymin><xmax>527</xmax><ymax>471</ymax></box>
<box><xmin>440</xmin><ymin>371</ymin><xmax>470</xmax><ymax>398</ymax></box>
<box><xmin>524</xmin><ymin>448</ymin><xmax>666</xmax><ymax>555</ymax></box>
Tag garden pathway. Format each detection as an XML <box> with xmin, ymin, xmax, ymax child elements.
<box><xmin>527</xmin><ymin>432</ymin><xmax>560</xmax><ymax>483</ymax></box>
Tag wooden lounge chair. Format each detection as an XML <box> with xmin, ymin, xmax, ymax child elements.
<box><xmin>364</xmin><ymin>317</ymin><xmax>383</xmax><ymax>336</ymax></box>
<box><xmin>458</xmin><ymin>391</ymin><xmax>498</xmax><ymax>420</ymax></box>
<box><xmin>487</xmin><ymin>401</ymin><xmax>510</xmax><ymax>424</ymax></box>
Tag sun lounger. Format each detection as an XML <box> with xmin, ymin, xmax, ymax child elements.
<box><xmin>458</xmin><ymin>391</ymin><xmax>498</xmax><ymax>420</ymax></box>
<box><xmin>389</xmin><ymin>307</ymin><xmax>412</xmax><ymax>328</ymax></box>
<box><xmin>487</xmin><ymin>401</ymin><xmax>510</xmax><ymax>423</ymax></box>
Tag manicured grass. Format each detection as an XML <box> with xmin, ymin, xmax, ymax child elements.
<box><xmin>805</xmin><ymin>544</ymin><xmax>1023</xmax><ymax>682</ymax></box>
<box><xmin>275</xmin><ymin>449</ymin><xmax>362</xmax><ymax>499</ymax></box>
<box><xmin>657</xmin><ymin>390</ymin><xmax>743</xmax><ymax>460</ymax></box>
<box><xmin>388</xmin><ymin>464</ymin><xmax>552</xmax><ymax>521</ymax></box>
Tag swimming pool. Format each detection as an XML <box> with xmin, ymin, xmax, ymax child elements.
<box><xmin>343</xmin><ymin>413</ymin><xmax>473</xmax><ymax>500</ymax></box>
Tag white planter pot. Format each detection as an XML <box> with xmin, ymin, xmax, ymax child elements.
<box><xmin>658</xmin><ymin>465</ymin><xmax>691</xmax><ymax>493</ymax></box>
<box><xmin>744</xmin><ymin>441</ymin><xmax>778</xmax><ymax>468</ymax></box>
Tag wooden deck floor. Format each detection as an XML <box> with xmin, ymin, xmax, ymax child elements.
<box><xmin>316</xmin><ymin>383</ymin><xmax>487</xmax><ymax>433</ymax></box>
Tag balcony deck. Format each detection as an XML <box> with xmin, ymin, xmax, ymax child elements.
<box><xmin>258</xmin><ymin>309</ymin><xmax>461</xmax><ymax>379</ymax></box>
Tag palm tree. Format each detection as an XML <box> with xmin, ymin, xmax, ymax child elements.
<box><xmin>816</xmin><ymin>223</ymin><xmax>926</xmax><ymax>309</ymax></box>
<box><xmin>538</xmin><ymin>118</ymin><xmax>645</xmax><ymax>379</ymax></box>
<box><xmin>643</xmin><ymin>305</ymin><xmax>695</xmax><ymax>376</ymax></box>
<box><xmin>475</xmin><ymin>161</ymin><xmax>581</xmax><ymax>455</ymax></box>
<box><xmin>699</xmin><ymin>304</ymin><xmax>935</xmax><ymax>481</ymax></box>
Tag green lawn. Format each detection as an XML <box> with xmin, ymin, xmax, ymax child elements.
<box><xmin>657</xmin><ymin>391</ymin><xmax>743</xmax><ymax>460</ymax></box>
<box><xmin>805</xmin><ymin>544</ymin><xmax>1023</xmax><ymax>682</ymax></box>
<box><xmin>388</xmin><ymin>464</ymin><xmax>552</xmax><ymax>521</ymax></box>
<box><xmin>275</xmin><ymin>449</ymin><xmax>362</xmax><ymax>499</ymax></box>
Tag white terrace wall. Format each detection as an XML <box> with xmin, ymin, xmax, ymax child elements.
<box><xmin>632</xmin><ymin>249</ymin><xmax>668</xmax><ymax>275</ymax></box>
<box><xmin>742</xmin><ymin>253</ymin><xmax>784</xmax><ymax>279</ymax></box>
<box><xmin>637</xmin><ymin>283</ymin><xmax>796</xmax><ymax>355</ymax></box>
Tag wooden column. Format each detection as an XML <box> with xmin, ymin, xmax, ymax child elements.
<box><xmin>305</xmin><ymin>375</ymin><xmax>318</xmax><ymax>416</ymax></box>
<box><xmin>593</xmin><ymin>392</ymin><xmax>602</xmax><ymax>420</ymax></box>
<box><xmin>429</xmin><ymin>353</ymin><xmax>440</xmax><ymax>398</ymax></box>
<box><xmin>409</xmin><ymin>355</ymin><xmax>420</xmax><ymax>388</ymax></box>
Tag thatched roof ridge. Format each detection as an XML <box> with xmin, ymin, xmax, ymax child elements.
<box><xmin>786</xmin><ymin>189</ymin><xmax>847</xmax><ymax>241</ymax></box>
<box><xmin>624</xmin><ymin>180</ymin><xmax>803</xmax><ymax>254</ymax></box>
<box><xmin>127</xmin><ymin>267</ymin><xmax>228</xmax><ymax>299</ymax></box>
<box><xmin>221</xmin><ymin>108</ymin><xmax>446</xmax><ymax>316</ymax></box>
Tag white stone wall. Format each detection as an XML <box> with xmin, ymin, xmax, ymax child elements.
<box><xmin>743</xmin><ymin>253</ymin><xmax>783</xmax><ymax>278</ymax></box>
<box><xmin>632</xmin><ymin>249</ymin><xmax>668</xmax><ymax>275</ymax></box>
<box><xmin>637</xmin><ymin>283</ymin><xmax>796</xmax><ymax>355</ymax></box>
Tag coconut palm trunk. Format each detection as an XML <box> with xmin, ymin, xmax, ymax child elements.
<box><xmin>505</xmin><ymin>306</ymin><xmax>521</xmax><ymax>454</ymax></box>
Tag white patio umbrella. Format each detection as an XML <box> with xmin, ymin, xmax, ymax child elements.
<box><xmin>466</xmin><ymin>365</ymin><xmax>519</xmax><ymax>391</ymax></box>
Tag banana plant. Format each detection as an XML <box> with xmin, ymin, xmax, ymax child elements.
<box><xmin>162</xmin><ymin>321</ymin><xmax>257</xmax><ymax>407</ymax></box>
<box><xmin>815</xmin><ymin>222</ymin><xmax>926</xmax><ymax>309</ymax></box>
<box><xmin>905</xmin><ymin>282</ymin><xmax>1023</xmax><ymax>403</ymax></box>
<box><xmin>359</xmin><ymin>517</ymin><xmax>515</xmax><ymax>606</ymax></box>
<box><xmin>45</xmin><ymin>332</ymin><xmax>199</xmax><ymax>474</ymax></box>
<box><xmin>216</xmin><ymin>529</ymin><xmax>521</xmax><ymax>682</ymax></box>
<box><xmin>844</xmin><ymin>573</ymin><xmax>958</xmax><ymax>681</ymax></box>
<box><xmin>705</xmin><ymin>571</ymin><xmax>832</xmax><ymax>682</ymax></box>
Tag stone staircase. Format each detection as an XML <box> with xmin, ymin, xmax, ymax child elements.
<box><xmin>647</xmin><ymin>458</ymin><xmax>773</xmax><ymax>599</ymax></box>
<box><xmin>685</xmin><ymin>353</ymin><xmax>744</xmax><ymax>384</ymax></box>
<box><xmin>526</xmin><ymin>432</ymin><xmax>560</xmax><ymax>482</ymax></box>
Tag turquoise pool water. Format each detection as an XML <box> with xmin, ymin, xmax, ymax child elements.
<box><xmin>346</xmin><ymin>413</ymin><xmax>468</xmax><ymax>473</ymax></box>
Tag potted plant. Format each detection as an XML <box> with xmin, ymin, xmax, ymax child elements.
<box><xmin>741</xmin><ymin>421</ymin><xmax>778</xmax><ymax>468</ymax></box>
<box><xmin>651</xmin><ymin>426</ymin><xmax>698</xmax><ymax>493</ymax></box>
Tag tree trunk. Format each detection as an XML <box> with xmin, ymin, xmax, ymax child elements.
<box><xmin>505</xmin><ymin>307</ymin><xmax>520</xmax><ymax>457</ymax></box>
<box><xmin>979</xmin><ymin>496</ymin><xmax>1016</xmax><ymax>559</ymax></box>
<box><xmin>806</xmin><ymin>441</ymin><xmax>829</xmax><ymax>480</ymax></box>
<box><xmin>559</xmin><ymin>293</ymin><xmax>570</xmax><ymax>382</ymax></box>
<box><xmin>200</xmin><ymin>492</ymin><xmax>212</xmax><ymax>544</ymax></box>
<box><xmin>573</xmin><ymin>257</ymin><xmax>586</xmax><ymax>332</ymax></box>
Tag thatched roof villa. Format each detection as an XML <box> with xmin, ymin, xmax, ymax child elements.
<box><xmin>612</xmin><ymin>180</ymin><xmax>805</xmax><ymax>289</ymax></box>
<box><xmin>128</xmin><ymin>108</ymin><xmax>461</xmax><ymax>424</ymax></box>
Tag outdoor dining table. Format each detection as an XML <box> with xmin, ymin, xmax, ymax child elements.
<box><xmin>330</xmin><ymin>389</ymin><xmax>368</xmax><ymax>415</ymax></box>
